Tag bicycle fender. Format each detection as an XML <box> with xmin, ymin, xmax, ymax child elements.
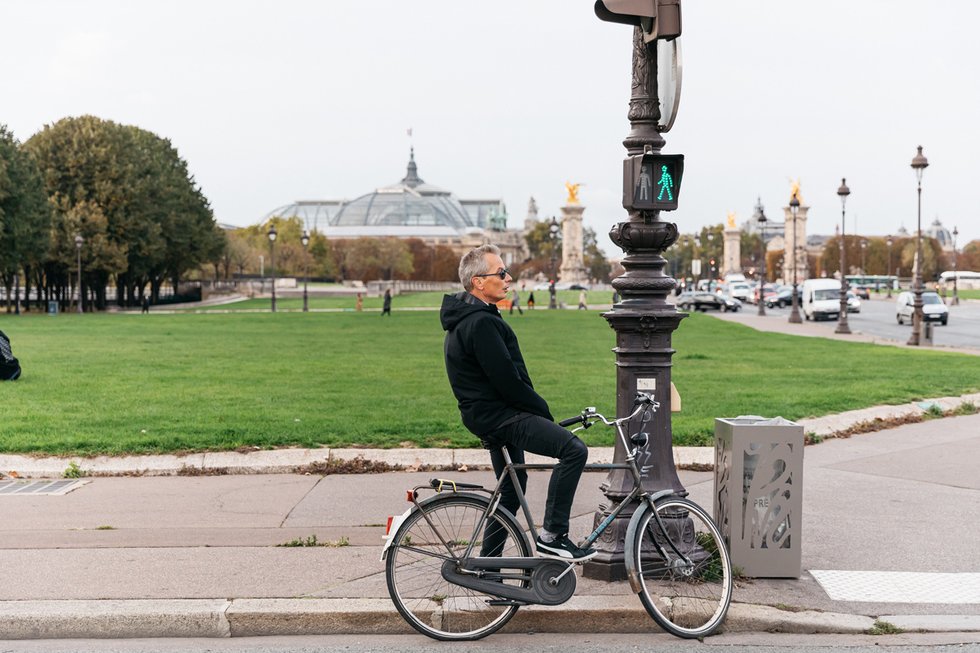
<box><xmin>380</xmin><ymin>491</ymin><xmax>503</xmax><ymax>561</ymax></box>
<box><xmin>623</xmin><ymin>500</ymin><xmax>655</xmax><ymax>594</ymax></box>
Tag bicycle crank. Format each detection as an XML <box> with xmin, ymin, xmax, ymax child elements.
<box><xmin>441</xmin><ymin>557</ymin><xmax>577</xmax><ymax>606</ymax></box>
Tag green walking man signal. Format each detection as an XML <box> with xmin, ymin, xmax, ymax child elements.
<box><xmin>624</xmin><ymin>152</ymin><xmax>684</xmax><ymax>211</ymax></box>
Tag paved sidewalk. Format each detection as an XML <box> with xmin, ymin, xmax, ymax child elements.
<box><xmin>2</xmin><ymin>307</ymin><xmax>978</xmax><ymax>641</ymax></box>
<box><xmin>1</xmin><ymin>413</ymin><xmax>979</xmax><ymax>640</ymax></box>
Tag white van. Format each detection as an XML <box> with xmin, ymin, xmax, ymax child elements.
<box><xmin>800</xmin><ymin>279</ymin><xmax>841</xmax><ymax>321</ymax></box>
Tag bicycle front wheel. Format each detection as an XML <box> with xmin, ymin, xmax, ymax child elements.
<box><xmin>630</xmin><ymin>497</ymin><xmax>732</xmax><ymax>638</ymax></box>
<box><xmin>385</xmin><ymin>493</ymin><xmax>531</xmax><ymax>640</ymax></box>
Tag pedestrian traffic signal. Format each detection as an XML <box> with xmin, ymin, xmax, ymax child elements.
<box><xmin>624</xmin><ymin>151</ymin><xmax>684</xmax><ymax>211</ymax></box>
<box><xmin>594</xmin><ymin>0</ymin><xmax>682</xmax><ymax>42</ymax></box>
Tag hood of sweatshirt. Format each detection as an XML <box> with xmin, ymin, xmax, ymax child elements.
<box><xmin>440</xmin><ymin>292</ymin><xmax>497</xmax><ymax>331</ymax></box>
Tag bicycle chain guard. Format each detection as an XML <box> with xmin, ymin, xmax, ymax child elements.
<box><xmin>441</xmin><ymin>558</ymin><xmax>577</xmax><ymax>606</ymax></box>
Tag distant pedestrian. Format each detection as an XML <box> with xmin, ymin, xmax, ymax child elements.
<box><xmin>510</xmin><ymin>289</ymin><xmax>523</xmax><ymax>315</ymax></box>
<box><xmin>527</xmin><ymin>291</ymin><xmax>535</xmax><ymax>309</ymax></box>
<box><xmin>141</xmin><ymin>296</ymin><xmax>150</xmax><ymax>314</ymax></box>
<box><xmin>381</xmin><ymin>288</ymin><xmax>392</xmax><ymax>316</ymax></box>
<box><xmin>612</xmin><ymin>290</ymin><xmax>619</xmax><ymax>304</ymax></box>
<box><xmin>577</xmin><ymin>290</ymin><xmax>588</xmax><ymax>310</ymax></box>
<box><xmin>355</xmin><ymin>293</ymin><xmax>363</xmax><ymax>312</ymax></box>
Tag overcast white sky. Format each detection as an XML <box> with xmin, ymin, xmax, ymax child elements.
<box><xmin>4</xmin><ymin>1</ymin><xmax>979</xmax><ymax>256</ymax></box>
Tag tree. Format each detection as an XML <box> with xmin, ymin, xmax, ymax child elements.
<box><xmin>25</xmin><ymin>116</ymin><xmax>220</xmax><ymax>308</ymax></box>
<box><xmin>375</xmin><ymin>237</ymin><xmax>414</xmax><ymax>280</ymax></box>
<box><xmin>959</xmin><ymin>240</ymin><xmax>980</xmax><ymax>272</ymax></box>
<box><xmin>583</xmin><ymin>227</ymin><xmax>611</xmax><ymax>282</ymax></box>
<box><xmin>0</xmin><ymin>125</ymin><xmax>51</xmax><ymax>312</ymax></box>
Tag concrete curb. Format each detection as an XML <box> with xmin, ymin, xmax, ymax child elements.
<box><xmin>2</xmin><ymin>392</ymin><xmax>977</xmax><ymax>479</ymax></box>
<box><xmin>0</xmin><ymin>447</ymin><xmax>713</xmax><ymax>479</ymax></box>
<box><xmin>2</xmin><ymin>598</ymin><xmax>977</xmax><ymax>640</ymax></box>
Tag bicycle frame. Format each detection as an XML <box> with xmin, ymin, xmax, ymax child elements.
<box><xmin>412</xmin><ymin>397</ymin><xmax>683</xmax><ymax>566</ymax></box>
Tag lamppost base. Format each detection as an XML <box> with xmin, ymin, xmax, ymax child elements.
<box><xmin>788</xmin><ymin>285</ymin><xmax>802</xmax><ymax>323</ymax></box>
<box><xmin>835</xmin><ymin>323</ymin><xmax>852</xmax><ymax>334</ymax></box>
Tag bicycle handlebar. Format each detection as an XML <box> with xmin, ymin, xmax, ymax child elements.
<box><xmin>558</xmin><ymin>414</ymin><xmax>586</xmax><ymax>428</ymax></box>
<box><xmin>559</xmin><ymin>392</ymin><xmax>659</xmax><ymax>430</ymax></box>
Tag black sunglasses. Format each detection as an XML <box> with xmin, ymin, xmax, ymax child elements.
<box><xmin>473</xmin><ymin>268</ymin><xmax>510</xmax><ymax>280</ymax></box>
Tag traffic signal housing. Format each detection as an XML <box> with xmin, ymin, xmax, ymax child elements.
<box><xmin>624</xmin><ymin>151</ymin><xmax>684</xmax><ymax>211</ymax></box>
<box><xmin>594</xmin><ymin>0</ymin><xmax>682</xmax><ymax>42</ymax></box>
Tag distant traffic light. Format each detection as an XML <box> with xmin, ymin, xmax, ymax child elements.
<box><xmin>624</xmin><ymin>151</ymin><xmax>684</xmax><ymax>211</ymax></box>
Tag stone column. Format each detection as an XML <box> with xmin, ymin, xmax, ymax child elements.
<box><xmin>583</xmin><ymin>26</ymin><xmax>687</xmax><ymax>582</ymax></box>
<box><xmin>723</xmin><ymin>222</ymin><xmax>741</xmax><ymax>276</ymax></box>
<box><xmin>783</xmin><ymin>203</ymin><xmax>809</xmax><ymax>282</ymax></box>
<box><xmin>559</xmin><ymin>204</ymin><xmax>589</xmax><ymax>284</ymax></box>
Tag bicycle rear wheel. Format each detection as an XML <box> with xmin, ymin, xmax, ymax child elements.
<box><xmin>385</xmin><ymin>494</ymin><xmax>531</xmax><ymax>640</ymax></box>
<box><xmin>630</xmin><ymin>497</ymin><xmax>732</xmax><ymax>638</ymax></box>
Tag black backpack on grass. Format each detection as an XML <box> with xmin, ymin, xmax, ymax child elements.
<box><xmin>0</xmin><ymin>330</ymin><xmax>21</xmax><ymax>381</ymax></box>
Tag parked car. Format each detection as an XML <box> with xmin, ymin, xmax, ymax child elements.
<box><xmin>677</xmin><ymin>291</ymin><xmax>742</xmax><ymax>312</ymax></box>
<box><xmin>896</xmin><ymin>291</ymin><xmax>948</xmax><ymax>325</ymax></box>
<box><xmin>846</xmin><ymin>290</ymin><xmax>861</xmax><ymax>313</ymax></box>
<box><xmin>765</xmin><ymin>286</ymin><xmax>794</xmax><ymax>309</ymax></box>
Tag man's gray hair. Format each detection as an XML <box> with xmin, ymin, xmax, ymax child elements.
<box><xmin>459</xmin><ymin>244</ymin><xmax>500</xmax><ymax>291</ymax></box>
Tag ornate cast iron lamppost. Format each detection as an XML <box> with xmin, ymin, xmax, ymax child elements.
<box><xmin>886</xmin><ymin>236</ymin><xmax>894</xmax><ymax>298</ymax></box>
<box><xmin>788</xmin><ymin>194</ymin><xmax>803</xmax><ymax>324</ymax></box>
<box><xmin>301</xmin><ymin>230</ymin><xmax>310</xmax><ymax>312</ymax></box>
<box><xmin>756</xmin><ymin>199</ymin><xmax>767</xmax><ymax>316</ymax></box>
<box><xmin>268</xmin><ymin>224</ymin><xmax>278</xmax><ymax>313</ymax></box>
<box><xmin>952</xmin><ymin>226</ymin><xmax>959</xmax><ymax>306</ymax></box>
<box><xmin>75</xmin><ymin>234</ymin><xmax>84</xmax><ymax>314</ymax></box>
<box><xmin>835</xmin><ymin>179</ymin><xmax>851</xmax><ymax>334</ymax></box>
<box><xmin>548</xmin><ymin>216</ymin><xmax>560</xmax><ymax>309</ymax></box>
<box><xmin>908</xmin><ymin>146</ymin><xmax>928</xmax><ymax>346</ymax></box>
<box><xmin>587</xmin><ymin>8</ymin><xmax>687</xmax><ymax>580</ymax></box>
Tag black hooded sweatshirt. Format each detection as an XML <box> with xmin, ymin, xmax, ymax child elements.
<box><xmin>440</xmin><ymin>292</ymin><xmax>553</xmax><ymax>436</ymax></box>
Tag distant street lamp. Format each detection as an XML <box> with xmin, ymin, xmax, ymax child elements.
<box><xmin>788</xmin><ymin>194</ymin><xmax>803</xmax><ymax>324</ymax></box>
<box><xmin>548</xmin><ymin>216</ymin><xmax>559</xmax><ymax>309</ymax></box>
<box><xmin>13</xmin><ymin>269</ymin><xmax>20</xmax><ymax>315</ymax></box>
<box><xmin>952</xmin><ymin>226</ymin><xmax>959</xmax><ymax>306</ymax></box>
<box><xmin>301</xmin><ymin>230</ymin><xmax>310</xmax><ymax>312</ymax></box>
<box><xmin>757</xmin><ymin>201</ymin><xmax>768</xmax><ymax>316</ymax></box>
<box><xmin>907</xmin><ymin>146</ymin><xmax>929</xmax><ymax>346</ymax></box>
<box><xmin>835</xmin><ymin>179</ymin><xmax>851</xmax><ymax>334</ymax></box>
<box><xmin>861</xmin><ymin>239</ymin><xmax>868</xmax><ymax>274</ymax></box>
<box><xmin>886</xmin><ymin>236</ymin><xmax>894</xmax><ymax>298</ymax></box>
<box><xmin>75</xmin><ymin>234</ymin><xmax>84</xmax><ymax>314</ymax></box>
<box><xmin>706</xmin><ymin>232</ymin><xmax>715</xmax><ymax>291</ymax></box>
<box><xmin>268</xmin><ymin>224</ymin><xmax>278</xmax><ymax>313</ymax></box>
<box><xmin>693</xmin><ymin>235</ymin><xmax>702</xmax><ymax>289</ymax></box>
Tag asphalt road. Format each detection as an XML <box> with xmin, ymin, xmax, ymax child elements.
<box><xmin>2</xmin><ymin>633</ymin><xmax>978</xmax><ymax>653</ymax></box>
<box><xmin>761</xmin><ymin>296</ymin><xmax>980</xmax><ymax>349</ymax></box>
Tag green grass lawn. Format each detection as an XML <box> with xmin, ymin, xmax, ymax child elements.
<box><xmin>0</xmin><ymin>308</ymin><xmax>976</xmax><ymax>456</ymax></box>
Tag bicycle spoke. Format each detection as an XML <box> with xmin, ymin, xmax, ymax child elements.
<box><xmin>386</xmin><ymin>495</ymin><xmax>531</xmax><ymax>640</ymax></box>
<box><xmin>631</xmin><ymin>498</ymin><xmax>732</xmax><ymax>638</ymax></box>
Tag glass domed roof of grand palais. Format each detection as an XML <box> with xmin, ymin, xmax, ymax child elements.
<box><xmin>332</xmin><ymin>150</ymin><xmax>474</xmax><ymax>230</ymax></box>
<box><xmin>263</xmin><ymin>150</ymin><xmax>488</xmax><ymax>237</ymax></box>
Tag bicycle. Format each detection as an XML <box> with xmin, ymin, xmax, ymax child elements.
<box><xmin>381</xmin><ymin>393</ymin><xmax>733</xmax><ymax>640</ymax></box>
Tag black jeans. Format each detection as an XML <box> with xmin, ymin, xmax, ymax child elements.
<box><xmin>479</xmin><ymin>414</ymin><xmax>588</xmax><ymax>556</ymax></box>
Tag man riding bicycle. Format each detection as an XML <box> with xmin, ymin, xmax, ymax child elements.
<box><xmin>439</xmin><ymin>244</ymin><xmax>595</xmax><ymax>561</ymax></box>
